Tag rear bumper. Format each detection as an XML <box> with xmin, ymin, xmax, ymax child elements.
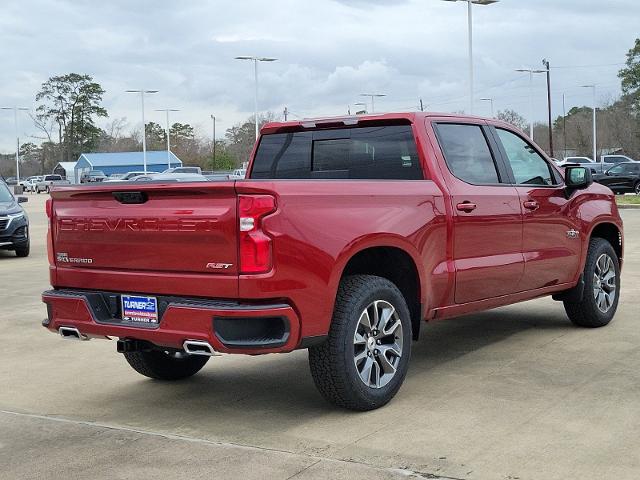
<box><xmin>42</xmin><ymin>289</ymin><xmax>302</xmax><ymax>354</ymax></box>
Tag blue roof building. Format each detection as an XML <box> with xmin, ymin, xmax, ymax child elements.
<box><xmin>74</xmin><ymin>151</ymin><xmax>183</xmax><ymax>181</ymax></box>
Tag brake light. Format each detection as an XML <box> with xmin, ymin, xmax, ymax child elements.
<box><xmin>238</xmin><ymin>195</ymin><xmax>276</xmax><ymax>274</ymax></box>
<box><xmin>45</xmin><ymin>198</ymin><xmax>52</xmax><ymax>218</ymax></box>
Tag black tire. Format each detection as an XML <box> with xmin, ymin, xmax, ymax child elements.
<box><xmin>564</xmin><ymin>238</ymin><xmax>620</xmax><ymax>328</ymax></box>
<box><xmin>123</xmin><ymin>350</ymin><xmax>209</xmax><ymax>380</ymax></box>
<box><xmin>45</xmin><ymin>186</ymin><xmax>50</xmax><ymax>194</ymax></box>
<box><xmin>15</xmin><ymin>242</ymin><xmax>30</xmax><ymax>258</ymax></box>
<box><xmin>308</xmin><ymin>275</ymin><xmax>412</xmax><ymax>411</ymax></box>
<box><xmin>634</xmin><ymin>182</ymin><xmax>640</xmax><ymax>195</ymax></box>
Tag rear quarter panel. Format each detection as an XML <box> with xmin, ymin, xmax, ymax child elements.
<box><xmin>236</xmin><ymin>180</ymin><xmax>449</xmax><ymax>338</ymax></box>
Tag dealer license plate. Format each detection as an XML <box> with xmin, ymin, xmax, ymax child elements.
<box><xmin>121</xmin><ymin>295</ymin><xmax>159</xmax><ymax>326</ymax></box>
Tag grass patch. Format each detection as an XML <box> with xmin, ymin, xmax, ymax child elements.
<box><xmin>616</xmin><ymin>195</ymin><xmax>640</xmax><ymax>205</ymax></box>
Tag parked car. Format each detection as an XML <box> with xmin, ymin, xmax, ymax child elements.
<box><xmin>593</xmin><ymin>162</ymin><xmax>640</xmax><ymax>195</ymax></box>
<box><xmin>104</xmin><ymin>171</ymin><xmax>149</xmax><ymax>182</ymax></box>
<box><xmin>230</xmin><ymin>168</ymin><xmax>247</xmax><ymax>179</ymax></box>
<box><xmin>106</xmin><ymin>173</ymin><xmax>125</xmax><ymax>181</ymax></box>
<box><xmin>81</xmin><ymin>170</ymin><xmax>108</xmax><ymax>183</ymax></box>
<box><xmin>19</xmin><ymin>176</ymin><xmax>40</xmax><ymax>188</ymax></box>
<box><xmin>162</xmin><ymin>166</ymin><xmax>202</xmax><ymax>174</ymax></box>
<box><xmin>0</xmin><ymin>180</ymin><xmax>29</xmax><ymax>257</ymax></box>
<box><xmin>131</xmin><ymin>173</ymin><xmax>208</xmax><ymax>182</ymax></box>
<box><xmin>23</xmin><ymin>176</ymin><xmax>44</xmax><ymax>192</ymax></box>
<box><xmin>559</xmin><ymin>156</ymin><xmax>593</xmax><ymax>165</ymax></box>
<box><xmin>35</xmin><ymin>175</ymin><xmax>70</xmax><ymax>193</ymax></box>
<box><xmin>42</xmin><ymin>112</ymin><xmax>623</xmax><ymax>411</ymax></box>
<box><xmin>4</xmin><ymin>177</ymin><xmax>18</xmax><ymax>186</ymax></box>
<box><xmin>587</xmin><ymin>155</ymin><xmax>638</xmax><ymax>175</ymax></box>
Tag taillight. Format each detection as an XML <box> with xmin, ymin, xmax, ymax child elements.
<box><xmin>238</xmin><ymin>194</ymin><xmax>276</xmax><ymax>274</ymax></box>
<box><xmin>45</xmin><ymin>198</ymin><xmax>52</xmax><ymax>218</ymax></box>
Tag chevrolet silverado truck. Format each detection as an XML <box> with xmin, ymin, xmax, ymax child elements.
<box><xmin>42</xmin><ymin>113</ymin><xmax>623</xmax><ymax>411</ymax></box>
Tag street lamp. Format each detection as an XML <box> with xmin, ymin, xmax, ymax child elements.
<box><xmin>581</xmin><ymin>84</ymin><xmax>597</xmax><ymax>163</ymax></box>
<box><xmin>155</xmin><ymin>108</ymin><xmax>180</xmax><ymax>170</ymax></box>
<box><xmin>480</xmin><ymin>97</ymin><xmax>494</xmax><ymax>117</ymax></box>
<box><xmin>210</xmin><ymin>115</ymin><xmax>217</xmax><ymax>167</ymax></box>
<box><xmin>441</xmin><ymin>0</ymin><xmax>500</xmax><ymax>114</ymax></box>
<box><xmin>126</xmin><ymin>89</ymin><xmax>158</xmax><ymax>173</ymax></box>
<box><xmin>235</xmin><ymin>56</ymin><xmax>278</xmax><ymax>139</ymax></box>
<box><xmin>353</xmin><ymin>102</ymin><xmax>368</xmax><ymax>114</ymax></box>
<box><xmin>359</xmin><ymin>93</ymin><xmax>385</xmax><ymax>113</ymax></box>
<box><xmin>515</xmin><ymin>68</ymin><xmax>546</xmax><ymax>139</ymax></box>
<box><xmin>1</xmin><ymin>106</ymin><xmax>29</xmax><ymax>181</ymax></box>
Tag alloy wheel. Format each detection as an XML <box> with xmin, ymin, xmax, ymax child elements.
<box><xmin>593</xmin><ymin>253</ymin><xmax>616</xmax><ymax>313</ymax></box>
<box><xmin>353</xmin><ymin>300</ymin><xmax>404</xmax><ymax>389</ymax></box>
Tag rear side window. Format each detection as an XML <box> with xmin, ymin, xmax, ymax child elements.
<box><xmin>434</xmin><ymin>123</ymin><xmax>501</xmax><ymax>184</ymax></box>
<box><xmin>250</xmin><ymin>125</ymin><xmax>423</xmax><ymax>180</ymax></box>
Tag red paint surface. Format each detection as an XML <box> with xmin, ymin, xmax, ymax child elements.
<box><xmin>43</xmin><ymin>112</ymin><xmax>623</xmax><ymax>353</ymax></box>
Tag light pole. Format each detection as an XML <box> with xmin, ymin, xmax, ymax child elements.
<box><xmin>126</xmin><ymin>89</ymin><xmax>158</xmax><ymax>173</ymax></box>
<box><xmin>515</xmin><ymin>68</ymin><xmax>546</xmax><ymax>139</ymax></box>
<box><xmin>359</xmin><ymin>93</ymin><xmax>385</xmax><ymax>113</ymax></box>
<box><xmin>155</xmin><ymin>108</ymin><xmax>179</xmax><ymax>170</ymax></box>
<box><xmin>1</xmin><ymin>106</ymin><xmax>29</xmax><ymax>180</ymax></box>
<box><xmin>582</xmin><ymin>84</ymin><xmax>597</xmax><ymax>163</ymax></box>
<box><xmin>480</xmin><ymin>97</ymin><xmax>494</xmax><ymax>117</ymax></box>
<box><xmin>441</xmin><ymin>0</ymin><xmax>499</xmax><ymax>114</ymax></box>
<box><xmin>210</xmin><ymin>115</ymin><xmax>217</xmax><ymax>167</ymax></box>
<box><xmin>235</xmin><ymin>56</ymin><xmax>278</xmax><ymax>139</ymax></box>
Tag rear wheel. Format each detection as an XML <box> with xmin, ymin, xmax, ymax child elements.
<box><xmin>564</xmin><ymin>238</ymin><xmax>620</xmax><ymax>328</ymax></box>
<box><xmin>308</xmin><ymin>275</ymin><xmax>412</xmax><ymax>411</ymax></box>
<box><xmin>123</xmin><ymin>350</ymin><xmax>209</xmax><ymax>380</ymax></box>
<box><xmin>634</xmin><ymin>182</ymin><xmax>640</xmax><ymax>195</ymax></box>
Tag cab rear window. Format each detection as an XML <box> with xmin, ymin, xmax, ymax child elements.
<box><xmin>250</xmin><ymin>125</ymin><xmax>424</xmax><ymax>180</ymax></box>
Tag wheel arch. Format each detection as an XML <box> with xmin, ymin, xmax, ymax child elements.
<box><xmin>331</xmin><ymin>238</ymin><xmax>425</xmax><ymax>340</ymax></box>
<box><xmin>589</xmin><ymin>221</ymin><xmax>623</xmax><ymax>262</ymax></box>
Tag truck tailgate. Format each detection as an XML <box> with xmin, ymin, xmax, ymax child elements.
<box><xmin>50</xmin><ymin>182</ymin><xmax>238</xmax><ymax>287</ymax></box>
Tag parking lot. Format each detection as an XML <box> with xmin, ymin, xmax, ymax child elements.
<box><xmin>1</xmin><ymin>193</ymin><xmax>638</xmax><ymax>480</ymax></box>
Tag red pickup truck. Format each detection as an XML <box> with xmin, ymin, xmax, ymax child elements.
<box><xmin>42</xmin><ymin>113</ymin><xmax>623</xmax><ymax>410</ymax></box>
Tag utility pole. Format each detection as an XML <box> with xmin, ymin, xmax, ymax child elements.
<box><xmin>542</xmin><ymin>59</ymin><xmax>554</xmax><ymax>157</ymax></box>
<box><xmin>283</xmin><ymin>107</ymin><xmax>288</xmax><ymax>121</ymax></box>
<box><xmin>420</xmin><ymin>98</ymin><xmax>424</xmax><ymax>112</ymax></box>
<box><xmin>1</xmin><ymin>106</ymin><xmax>29</xmax><ymax>180</ymax></box>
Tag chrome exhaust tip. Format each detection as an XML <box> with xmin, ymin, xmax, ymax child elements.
<box><xmin>183</xmin><ymin>339</ymin><xmax>218</xmax><ymax>356</ymax></box>
<box><xmin>59</xmin><ymin>326</ymin><xmax>89</xmax><ymax>341</ymax></box>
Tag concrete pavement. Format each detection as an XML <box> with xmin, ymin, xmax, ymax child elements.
<box><xmin>0</xmin><ymin>193</ymin><xmax>638</xmax><ymax>480</ymax></box>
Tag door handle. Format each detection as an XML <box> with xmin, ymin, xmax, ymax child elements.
<box><xmin>523</xmin><ymin>200</ymin><xmax>539</xmax><ymax>210</ymax></box>
<box><xmin>456</xmin><ymin>202</ymin><xmax>477</xmax><ymax>212</ymax></box>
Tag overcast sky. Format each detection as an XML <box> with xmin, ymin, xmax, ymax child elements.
<box><xmin>1</xmin><ymin>0</ymin><xmax>638</xmax><ymax>152</ymax></box>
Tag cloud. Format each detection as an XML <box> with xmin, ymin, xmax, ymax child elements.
<box><xmin>0</xmin><ymin>0</ymin><xmax>638</xmax><ymax>151</ymax></box>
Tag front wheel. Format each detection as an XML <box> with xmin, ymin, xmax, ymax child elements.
<box><xmin>634</xmin><ymin>182</ymin><xmax>640</xmax><ymax>195</ymax></box>
<box><xmin>123</xmin><ymin>349</ymin><xmax>209</xmax><ymax>380</ymax></box>
<box><xmin>564</xmin><ymin>238</ymin><xmax>620</xmax><ymax>328</ymax></box>
<box><xmin>308</xmin><ymin>275</ymin><xmax>412</xmax><ymax>411</ymax></box>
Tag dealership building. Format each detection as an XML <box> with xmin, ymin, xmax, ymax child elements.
<box><xmin>73</xmin><ymin>151</ymin><xmax>183</xmax><ymax>182</ymax></box>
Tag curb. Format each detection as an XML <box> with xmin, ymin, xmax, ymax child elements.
<box><xmin>616</xmin><ymin>204</ymin><xmax>640</xmax><ymax>209</ymax></box>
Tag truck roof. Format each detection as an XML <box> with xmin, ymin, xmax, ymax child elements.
<box><xmin>260</xmin><ymin>111</ymin><xmax>508</xmax><ymax>135</ymax></box>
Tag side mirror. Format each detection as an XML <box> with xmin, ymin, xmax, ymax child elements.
<box><xmin>565</xmin><ymin>166</ymin><xmax>593</xmax><ymax>194</ymax></box>
<box><xmin>17</xmin><ymin>196</ymin><xmax>28</xmax><ymax>203</ymax></box>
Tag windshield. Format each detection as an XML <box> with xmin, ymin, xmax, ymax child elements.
<box><xmin>0</xmin><ymin>182</ymin><xmax>14</xmax><ymax>202</ymax></box>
